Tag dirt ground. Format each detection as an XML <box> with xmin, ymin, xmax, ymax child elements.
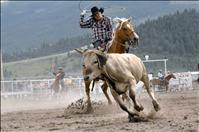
<box><xmin>1</xmin><ymin>82</ymin><xmax>199</xmax><ymax>132</ymax></box>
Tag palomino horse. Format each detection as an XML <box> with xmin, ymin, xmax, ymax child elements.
<box><xmin>108</xmin><ymin>17</ymin><xmax>139</xmax><ymax>53</ymax></box>
<box><xmin>82</xmin><ymin>17</ymin><xmax>139</xmax><ymax>113</ymax></box>
<box><xmin>150</xmin><ymin>73</ymin><xmax>176</xmax><ymax>92</ymax></box>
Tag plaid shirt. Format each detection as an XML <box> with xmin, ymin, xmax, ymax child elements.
<box><xmin>80</xmin><ymin>16</ymin><xmax>113</xmax><ymax>44</ymax></box>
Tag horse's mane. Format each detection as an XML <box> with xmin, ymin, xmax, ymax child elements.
<box><xmin>113</xmin><ymin>17</ymin><xmax>129</xmax><ymax>30</ymax></box>
<box><xmin>113</xmin><ymin>17</ymin><xmax>128</xmax><ymax>23</ymax></box>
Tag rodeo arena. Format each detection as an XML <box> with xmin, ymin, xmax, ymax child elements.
<box><xmin>1</xmin><ymin>2</ymin><xmax>199</xmax><ymax>132</ymax></box>
<box><xmin>1</xmin><ymin>53</ymin><xmax>199</xmax><ymax>131</ymax></box>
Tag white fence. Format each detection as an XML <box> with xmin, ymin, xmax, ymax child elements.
<box><xmin>1</xmin><ymin>78</ymin><xmax>86</xmax><ymax>99</ymax></box>
<box><xmin>169</xmin><ymin>72</ymin><xmax>193</xmax><ymax>92</ymax></box>
<box><xmin>1</xmin><ymin>72</ymin><xmax>196</xmax><ymax>99</ymax></box>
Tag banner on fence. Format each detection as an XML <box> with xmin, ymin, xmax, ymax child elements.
<box><xmin>169</xmin><ymin>72</ymin><xmax>193</xmax><ymax>91</ymax></box>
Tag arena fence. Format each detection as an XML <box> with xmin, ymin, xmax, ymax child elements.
<box><xmin>0</xmin><ymin>72</ymin><xmax>195</xmax><ymax>99</ymax></box>
<box><xmin>1</xmin><ymin>78</ymin><xmax>81</xmax><ymax>99</ymax></box>
<box><xmin>169</xmin><ymin>72</ymin><xmax>193</xmax><ymax>92</ymax></box>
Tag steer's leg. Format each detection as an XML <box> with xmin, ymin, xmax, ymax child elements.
<box><xmin>129</xmin><ymin>79</ymin><xmax>144</xmax><ymax>112</ymax></box>
<box><xmin>101</xmin><ymin>82</ymin><xmax>112</xmax><ymax>104</ymax></box>
<box><xmin>84</xmin><ymin>80</ymin><xmax>93</xmax><ymax>113</ymax></box>
<box><xmin>141</xmin><ymin>74</ymin><xmax>160</xmax><ymax>111</ymax></box>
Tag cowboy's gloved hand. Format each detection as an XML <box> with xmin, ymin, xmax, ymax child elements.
<box><xmin>80</xmin><ymin>14</ymin><xmax>84</xmax><ymax>18</ymax></box>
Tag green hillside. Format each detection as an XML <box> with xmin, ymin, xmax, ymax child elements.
<box><xmin>133</xmin><ymin>9</ymin><xmax>199</xmax><ymax>73</ymax></box>
<box><xmin>3</xmin><ymin>9</ymin><xmax>199</xmax><ymax>80</ymax></box>
<box><xmin>3</xmin><ymin>51</ymin><xmax>83</xmax><ymax>79</ymax></box>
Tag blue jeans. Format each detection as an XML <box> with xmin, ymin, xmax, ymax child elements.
<box><xmin>93</xmin><ymin>40</ymin><xmax>107</xmax><ymax>52</ymax></box>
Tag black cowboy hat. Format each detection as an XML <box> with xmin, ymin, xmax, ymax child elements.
<box><xmin>91</xmin><ymin>6</ymin><xmax>104</xmax><ymax>16</ymax></box>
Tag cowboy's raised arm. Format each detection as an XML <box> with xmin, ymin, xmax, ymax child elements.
<box><xmin>79</xmin><ymin>14</ymin><xmax>93</xmax><ymax>28</ymax></box>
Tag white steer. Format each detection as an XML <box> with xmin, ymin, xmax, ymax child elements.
<box><xmin>76</xmin><ymin>49</ymin><xmax>160</xmax><ymax>121</ymax></box>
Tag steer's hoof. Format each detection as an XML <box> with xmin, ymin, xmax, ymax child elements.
<box><xmin>152</xmin><ymin>100</ymin><xmax>160</xmax><ymax>112</ymax></box>
<box><xmin>134</xmin><ymin>105</ymin><xmax>144</xmax><ymax>112</ymax></box>
<box><xmin>108</xmin><ymin>100</ymin><xmax>112</xmax><ymax>105</ymax></box>
<box><xmin>128</xmin><ymin>114</ymin><xmax>148</xmax><ymax>122</ymax></box>
<box><xmin>85</xmin><ymin>107</ymin><xmax>94</xmax><ymax>114</ymax></box>
<box><xmin>84</xmin><ymin>102</ymin><xmax>94</xmax><ymax>114</ymax></box>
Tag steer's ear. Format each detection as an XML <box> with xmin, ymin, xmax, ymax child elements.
<box><xmin>95</xmin><ymin>51</ymin><xmax>107</xmax><ymax>69</ymax></box>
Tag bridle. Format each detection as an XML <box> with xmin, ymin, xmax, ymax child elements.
<box><xmin>113</xmin><ymin>36</ymin><xmax>138</xmax><ymax>49</ymax></box>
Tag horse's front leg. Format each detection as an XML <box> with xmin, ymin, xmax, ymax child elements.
<box><xmin>101</xmin><ymin>81</ymin><xmax>112</xmax><ymax>104</ymax></box>
<box><xmin>84</xmin><ymin>80</ymin><xmax>93</xmax><ymax>113</ymax></box>
<box><xmin>165</xmin><ymin>81</ymin><xmax>169</xmax><ymax>92</ymax></box>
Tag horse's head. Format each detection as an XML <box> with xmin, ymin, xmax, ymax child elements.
<box><xmin>113</xmin><ymin>17</ymin><xmax>139</xmax><ymax>46</ymax></box>
<box><xmin>170</xmin><ymin>73</ymin><xmax>176</xmax><ymax>79</ymax></box>
<box><xmin>165</xmin><ymin>73</ymin><xmax>176</xmax><ymax>81</ymax></box>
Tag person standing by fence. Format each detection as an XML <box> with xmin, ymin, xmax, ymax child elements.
<box><xmin>53</xmin><ymin>67</ymin><xmax>66</xmax><ymax>92</ymax></box>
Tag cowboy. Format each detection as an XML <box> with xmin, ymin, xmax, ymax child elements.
<box><xmin>53</xmin><ymin>67</ymin><xmax>66</xmax><ymax>92</ymax></box>
<box><xmin>80</xmin><ymin>6</ymin><xmax>113</xmax><ymax>52</ymax></box>
<box><xmin>158</xmin><ymin>69</ymin><xmax>164</xmax><ymax>80</ymax></box>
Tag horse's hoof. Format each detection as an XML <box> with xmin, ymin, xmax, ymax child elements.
<box><xmin>152</xmin><ymin>100</ymin><xmax>160</xmax><ymax>111</ymax></box>
<box><xmin>134</xmin><ymin>105</ymin><xmax>144</xmax><ymax>112</ymax></box>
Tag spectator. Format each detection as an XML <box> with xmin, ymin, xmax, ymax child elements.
<box><xmin>53</xmin><ymin>67</ymin><xmax>66</xmax><ymax>92</ymax></box>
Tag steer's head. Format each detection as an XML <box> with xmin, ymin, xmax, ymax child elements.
<box><xmin>75</xmin><ymin>49</ymin><xmax>107</xmax><ymax>81</ymax></box>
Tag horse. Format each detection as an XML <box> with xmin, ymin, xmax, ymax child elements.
<box><xmin>150</xmin><ymin>73</ymin><xmax>176</xmax><ymax>92</ymax></box>
<box><xmin>108</xmin><ymin>17</ymin><xmax>139</xmax><ymax>53</ymax></box>
<box><xmin>50</xmin><ymin>73</ymin><xmax>62</xmax><ymax>95</ymax></box>
<box><xmin>81</xmin><ymin>17</ymin><xmax>139</xmax><ymax>113</ymax></box>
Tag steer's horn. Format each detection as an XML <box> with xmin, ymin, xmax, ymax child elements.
<box><xmin>74</xmin><ymin>48</ymin><xmax>84</xmax><ymax>54</ymax></box>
